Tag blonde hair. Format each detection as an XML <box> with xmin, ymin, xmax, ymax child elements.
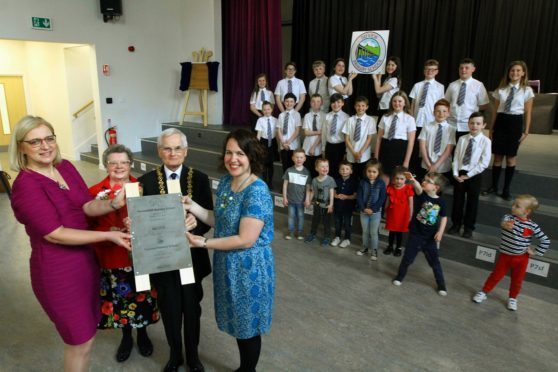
<box><xmin>515</xmin><ymin>194</ymin><xmax>539</xmax><ymax>212</ymax></box>
<box><xmin>9</xmin><ymin>115</ymin><xmax>61</xmax><ymax>172</ymax></box>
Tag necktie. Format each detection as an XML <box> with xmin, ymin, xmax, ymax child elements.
<box><xmin>354</xmin><ymin>118</ymin><xmax>362</xmax><ymax>142</ymax></box>
<box><xmin>287</xmin><ymin>80</ymin><xmax>293</xmax><ymax>93</ymax></box>
<box><xmin>340</xmin><ymin>76</ymin><xmax>346</xmax><ymax>88</ymax></box>
<box><xmin>267</xmin><ymin>118</ymin><xmax>272</xmax><ymax>147</ymax></box>
<box><xmin>388</xmin><ymin>114</ymin><xmax>398</xmax><ymax>140</ymax></box>
<box><xmin>433</xmin><ymin>125</ymin><xmax>443</xmax><ymax>154</ymax></box>
<box><xmin>419</xmin><ymin>81</ymin><xmax>430</xmax><ymax>108</ymax></box>
<box><xmin>463</xmin><ymin>137</ymin><xmax>474</xmax><ymax>165</ymax></box>
<box><xmin>283</xmin><ymin>112</ymin><xmax>289</xmax><ymax>135</ymax></box>
<box><xmin>312</xmin><ymin>114</ymin><xmax>318</xmax><ymax>131</ymax></box>
<box><xmin>170</xmin><ymin>173</ymin><xmax>178</xmax><ymax>180</ymax></box>
<box><xmin>260</xmin><ymin>90</ymin><xmax>265</xmax><ymax>103</ymax></box>
<box><xmin>504</xmin><ymin>86</ymin><xmax>516</xmax><ymax>113</ymax></box>
<box><xmin>315</xmin><ymin>80</ymin><xmax>320</xmax><ymax>95</ymax></box>
<box><xmin>330</xmin><ymin>113</ymin><xmax>338</xmax><ymax>136</ymax></box>
<box><xmin>457</xmin><ymin>82</ymin><xmax>467</xmax><ymax>106</ymax></box>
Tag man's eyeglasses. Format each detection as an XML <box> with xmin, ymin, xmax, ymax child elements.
<box><xmin>161</xmin><ymin>146</ymin><xmax>185</xmax><ymax>154</ymax></box>
<box><xmin>20</xmin><ymin>135</ymin><xmax>57</xmax><ymax>148</ymax></box>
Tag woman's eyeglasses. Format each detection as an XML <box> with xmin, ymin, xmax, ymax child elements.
<box><xmin>20</xmin><ymin>135</ymin><xmax>57</xmax><ymax>147</ymax></box>
<box><xmin>107</xmin><ymin>160</ymin><xmax>131</xmax><ymax>167</ymax></box>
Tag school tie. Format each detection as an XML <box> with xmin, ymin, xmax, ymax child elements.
<box><xmin>354</xmin><ymin>118</ymin><xmax>362</xmax><ymax>142</ymax></box>
<box><xmin>283</xmin><ymin>112</ymin><xmax>289</xmax><ymax>135</ymax></box>
<box><xmin>433</xmin><ymin>125</ymin><xmax>443</xmax><ymax>154</ymax></box>
<box><xmin>287</xmin><ymin>80</ymin><xmax>293</xmax><ymax>93</ymax></box>
<box><xmin>315</xmin><ymin>80</ymin><xmax>320</xmax><ymax>95</ymax></box>
<box><xmin>170</xmin><ymin>173</ymin><xmax>178</xmax><ymax>180</ymax></box>
<box><xmin>340</xmin><ymin>76</ymin><xmax>346</xmax><ymax>88</ymax></box>
<box><xmin>330</xmin><ymin>113</ymin><xmax>338</xmax><ymax>136</ymax></box>
<box><xmin>260</xmin><ymin>90</ymin><xmax>265</xmax><ymax>103</ymax></box>
<box><xmin>462</xmin><ymin>137</ymin><xmax>474</xmax><ymax>166</ymax></box>
<box><xmin>312</xmin><ymin>114</ymin><xmax>318</xmax><ymax>131</ymax></box>
<box><xmin>387</xmin><ymin>114</ymin><xmax>398</xmax><ymax>140</ymax></box>
<box><xmin>419</xmin><ymin>81</ymin><xmax>430</xmax><ymax>108</ymax></box>
<box><xmin>267</xmin><ymin>118</ymin><xmax>273</xmax><ymax>147</ymax></box>
<box><xmin>457</xmin><ymin>82</ymin><xmax>467</xmax><ymax>106</ymax></box>
<box><xmin>504</xmin><ymin>86</ymin><xmax>516</xmax><ymax>113</ymax></box>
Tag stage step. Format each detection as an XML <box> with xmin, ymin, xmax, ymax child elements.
<box><xmin>79</xmin><ymin>123</ymin><xmax>558</xmax><ymax>289</ymax></box>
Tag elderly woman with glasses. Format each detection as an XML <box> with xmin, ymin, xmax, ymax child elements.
<box><xmin>88</xmin><ymin>144</ymin><xmax>159</xmax><ymax>363</ymax></box>
<box><xmin>9</xmin><ymin>116</ymin><xmax>131</xmax><ymax>372</ymax></box>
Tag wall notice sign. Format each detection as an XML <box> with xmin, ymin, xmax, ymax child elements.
<box><xmin>349</xmin><ymin>30</ymin><xmax>389</xmax><ymax>74</ymax></box>
<box><xmin>475</xmin><ymin>246</ymin><xmax>496</xmax><ymax>263</ymax></box>
<box><xmin>31</xmin><ymin>17</ymin><xmax>53</xmax><ymax>31</ymax></box>
<box><xmin>527</xmin><ymin>259</ymin><xmax>550</xmax><ymax>277</ymax></box>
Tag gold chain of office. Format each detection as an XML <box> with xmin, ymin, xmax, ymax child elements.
<box><xmin>156</xmin><ymin>166</ymin><xmax>194</xmax><ymax>198</ymax></box>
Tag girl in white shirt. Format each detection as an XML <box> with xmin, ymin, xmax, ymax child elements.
<box><xmin>372</xmin><ymin>56</ymin><xmax>402</xmax><ymax>118</ymax></box>
<box><xmin>250</xmin><ymin>73</ymin><xmax>275</xmax><ymax>123</ymax></box>
<box><xmin>328</xmin><ymin>58</ymin><xmax>358</xmax><ymax>112</ymax></box>
<box><xmin>483</xmin><ymin>61</ymin><xmax>534</xmax><ymax>200</ymax></box>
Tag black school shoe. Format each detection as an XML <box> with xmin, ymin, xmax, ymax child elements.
<box><xmin>116</xmin><ymin>336</ymin><xmax>133</xmax><ymax>362</ymax></box>
<box><xmin>383</xmin><ymin>246</ymin><xmax>393</xmax><ymax>255</ymax></box>
<box><xmin>393</xmin><ymin>247</ymin><xmax>402</xmax><ymax>257</ymax></box>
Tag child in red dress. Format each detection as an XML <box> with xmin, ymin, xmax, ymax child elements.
<box><xmin>384</xmin><ymin>166</ymin><xmax>414</xmax><ymax>256</ymax></box>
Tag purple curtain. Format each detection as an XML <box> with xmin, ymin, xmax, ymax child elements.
<box><xmin>222</xmin><ymin>0</ymin><xmax>283</xmax><ymax>126</ymax></box>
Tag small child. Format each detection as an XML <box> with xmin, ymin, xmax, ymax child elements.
<box><xmin>302</xmin><ymin>94</ymin><xmax>324</xmax><ymax>178</ymax></box>
<box><xmin>305</xmin><ymin>158</ymin><xmax>336</xmax><ymax>246</ymax></box>
<box><xmin>472</xmin><ymin>195</ymin><xmax>550</xmax><ymax>311</ymax></box>
<box><xmin>255</xmin><ymin>101</ymin><xmax>278</xmax><ymax>189</ymax></box>
<box><xmin>331</xmin><ymin>161</ymin><xmax>357</xmax><ymax>248</ymax></box>
<box><xmin>449</xmin><ymin>112</ymin><xmax>491</xmax><ymax>239</ymax></box>
<box><xmin>384</xmin><ymin>166</ymin><xmax>414</xmax><ymax>256</ymax></box>
<box><xmin>308</xmin><ymin>60</ymin><xmax>330</xmax><ymax>112</ymax></box>
<box><xmin>393</xmin><ymin>172</ymin><xmax>448</xmax><ymax>296</ymax></box>
<box><xmin>275</xmin><ymin>61</ymin><xmax>307</xmax><ymax>112</ymax></box>
<box><xmin>322</xmin><ymin>93</ymin><xmax>349</xmax><ymax>177</ymax></box>
<box><xmin>356</xmin><ymin>160</ymin><xmax>387</xmax><ymax>260</ymax></box>
<box><xmin>343</xmin><ymin>96</ymin><xmax>376</xmax><ymax>180</ymax></box>
<box><xmin>282</xmin><ymin>149</ymin><xmax>311</xmax><ymax>240</ymax></box>
<box><xmin>250</xmin><ymin>73</ymin><xmax>275</xmax><ymax>119</ymax></box>
<box><xmin>418</xmin><ymin>98</ymin><xmax>456</xmax><ymax>181</ymax></box>
<box><xmin>276</xmin><ymin>92</ymin><xmax>302</xmax><ymax>173</ymax></box>
<box><xmin>445</xmin><ymin>58</ymin><xmax>490</xmax><ymax>139</ymax></box>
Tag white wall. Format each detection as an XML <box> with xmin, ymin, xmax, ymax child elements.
<box><xmin>0</xmin><ymin>0</ymin><xmax>223</xmax><ymax>155</ymax></box>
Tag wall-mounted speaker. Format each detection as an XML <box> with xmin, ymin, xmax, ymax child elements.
<box><xmin>101</xmin><ymin>0</ymin><xmax>122</xmax><ymax>22</ymax></box>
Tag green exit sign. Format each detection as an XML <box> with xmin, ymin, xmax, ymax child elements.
<box><xmin>31</xmin><ymin>17</ymin><xmax>53</xmax><ymax>31</ymax></box>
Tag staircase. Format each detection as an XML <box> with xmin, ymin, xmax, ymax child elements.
<box><xmin>81</xmin><ymin>122</ymin><xmax>558</xmax><ymax>289</ymax></box>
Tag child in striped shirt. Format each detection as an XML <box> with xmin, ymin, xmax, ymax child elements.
<box><xmin>472</xmin><ymin>194</ymin><xmax>550</xmax><ymax>311</ymax></box>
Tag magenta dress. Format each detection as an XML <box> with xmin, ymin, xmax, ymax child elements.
<box><xmin>11</xmin><ymin>160</ymin><xmax>101</xmax><ymax>345</ymax></box>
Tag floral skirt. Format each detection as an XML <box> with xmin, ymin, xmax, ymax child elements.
<box><xmin>98</xmin><ymin>267</ymin><xmax>159</xmax><ymax>329</ymax></box>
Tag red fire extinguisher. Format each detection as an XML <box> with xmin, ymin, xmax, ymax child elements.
<box><xmin>104</xmin><ymin>119</ymin><xmax>117</xmax><ymax>145</ymax></box>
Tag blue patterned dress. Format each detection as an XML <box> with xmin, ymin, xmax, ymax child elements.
<box><xmin>213</xmin><ymin>175</ymin><xmax>275</xmax><ymax>339</ymax></box>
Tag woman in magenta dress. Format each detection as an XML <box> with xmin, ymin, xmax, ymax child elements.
<box><xmin>384</xmin><ymin>166</ymin><xmax>414</xmax><ymax>257</ymax></box>
<box><xmin>9</xmin><ymin>116</ymin><xmax>131</xmax><ymax>372</ymax></box>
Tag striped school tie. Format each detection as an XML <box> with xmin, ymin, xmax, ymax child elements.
<box><xmin>387</xmin><ymin>115</ymin><xmax>398</xmax><ymax>140</ymax></box>
<box><xmin>504</xmin><ymin>86</ymin><xmax>516</xmax><ymax>113</ymax></box>
<box><xmin>462</xmin><ymin>137</ymin><xmax>474</xmax><ymax>165</ymax></box>
<box><xmin>287</xmin><ymin>80</ymin><xmax>292</xmax><ymax>93</ymax></box>
<box><xmin>433</xmin><ymin>125</ymin><xmax>443</xmax><ymax>154</ymax></box>
<box><xmin>419</xmin><ymin>81</ymin><xmax>430</xmax><ymax>108</ymax></box>
<box><xmin>312</xmin><ymin>114</ymin><xmax>318</xmax><ymax>131</ymax></box>
<box><xmin>267</xmin><ymin>118</ymin><xmax>272</xmax><ymax>147</ymax></box>
<box><xmin>330</xmin><ymin>113</ymin><xmax>338</xmax><ymax>136</ymax></box>
<box><xmin>315</xmin><ymin>80</ymin><xmax>320</xmax><ymax>95</ymax></box>
<box><xmin>354</xmin><ymin>118</ymin><xmax>362</xmax><ymax>142</ymax></box>
<box><xmin>283</xmin><ymin>112</ymin><xmax>289</xmax><ymax>135</ymax></box>
<box><xmin>260</xmin><ymin>90</ymin><xmax>265</xmax><ymax>103</ymax></box>
<box><xmin>457</xmin><ymin>82</ymin><xmax>467</xmax><ymax>106</ymax></box>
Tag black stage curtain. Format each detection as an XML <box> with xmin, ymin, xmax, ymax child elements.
<box><xmin>292</xmin><ymin>0</ymin><xmax>558</xmax><ymax>110</ymax></box>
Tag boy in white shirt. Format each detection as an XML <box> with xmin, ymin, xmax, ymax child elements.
<box><xmin>275</xmin><ymin>62</ymin><xmax>307</xmax><ymax>112</ymax></box>
<box><xmin>255</xmin><ymin>101</ymin><xmax>278</xmax><ymax>189</ymax></box>
<box><xmin>308</xmin><ymin>60</ymin><xmax>329</xmax><ymax>112</ymax></box>
<box><xmin>343</xmin><ymin>96</ymin><xmax>377</xmax><ymax>180</ymax></box>
<box><xmin>277</xmin><ymin>93</ymin><xmax>302</xmax><ymax>173</ymax></box>
<box><xmin>302</xmin><ymin>94</ymin><xmax>324</xmax><ymax>178</ymax></box>
<box><xmin>321</xmin><ymin>93</ymin><xmax>349</xmax><ymax>177</ymax></box>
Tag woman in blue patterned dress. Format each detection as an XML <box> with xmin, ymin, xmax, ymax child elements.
<box><xmin>186</xmin><ymin>129</ymin><xmax>275</xmax><ymax>372</ymax></box>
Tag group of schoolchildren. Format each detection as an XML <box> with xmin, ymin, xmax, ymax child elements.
<box><xmin>252</xmin><ymin>57</ymin><xmax>550</xmax><ymax>311</ymax></box>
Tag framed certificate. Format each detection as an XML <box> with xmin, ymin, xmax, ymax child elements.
<box><xmin>127</xmin><ymin>193</ymin><xmax>193</xmax><ymax>277</ymax></box>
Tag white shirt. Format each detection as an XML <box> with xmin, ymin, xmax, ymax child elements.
<box><xmin>276</xmin><ymin>109</ymin><xmax>302</xmax><ymax>150</ymax></box>
<box><xmin>302</xmin><ymin>111</ymin><xmax>324</xmax><ymax>156</ymax></box>
<box><xmin>328</xmin><ymin>74</ymin><xmax>349</xmax><ymax>99</ymax></box>
<box><xmin>492</xmin><ymin>84</ymin><xmax>535</xmax><ymax>114</ymax></box>
<box><xmin>418</xmin><ymin>120</ymin><xmax>456</xmax><ymax>173</ymax></box>
<box><xmin>378</xmin><ymin>112</ymin><xmax>417</xmax><ymax>140</ymax></box>
<box><xmin>255</xmin><ymin>116</ymin><xmax>277</xmax><ymax>140</ymax></box>
<box><xmin>308</xmin><ymin>76</ymin><xmax>330</xmax><ymax>112</ymax></box>
<box><xmin>322</xmin><ymin>110</ymin><xmax>349</xmax><ymax>149</ymax></box>
<box><xmin>452</xmin><ymin>132</ymin><xmax>491</xmax><ymax>178</ymax></box>
<box><xmin>409</xmin><ymin>79</ymin><xmax>445</xmax><ymax>127</ymax></box>
<box><xmin>274</xmin><ymin>77</ymin><xmax>307</xmax><ymax>102</ymax></box>
<box><xmin>342</xmin><ymin>114</ymin><xmax>377</xmax><ymax>163</ymax></box>
<box><xmin>445</xmin><ymin>77</ymin><xmax>489</xmax><ymax>132</ymax></box>
<box><xmin>250</xmin><ymin>88</ymin><xmax>275</xmax><ymax>111</ymax></box>
<box><xmin>378</xmin><ymin>77</ymin><xmax>399</xmax><ymax>110</ymax></box>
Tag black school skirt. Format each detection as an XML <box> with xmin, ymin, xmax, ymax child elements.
<box><xmin>379</xmin><ymin>138</ymin><xmax>407</xmax><ymax>176</ymax></box>
<box><xmin>492</xmin><ymin>113</ymin><xmax>523</xmax><ymax>156</ymax></box>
